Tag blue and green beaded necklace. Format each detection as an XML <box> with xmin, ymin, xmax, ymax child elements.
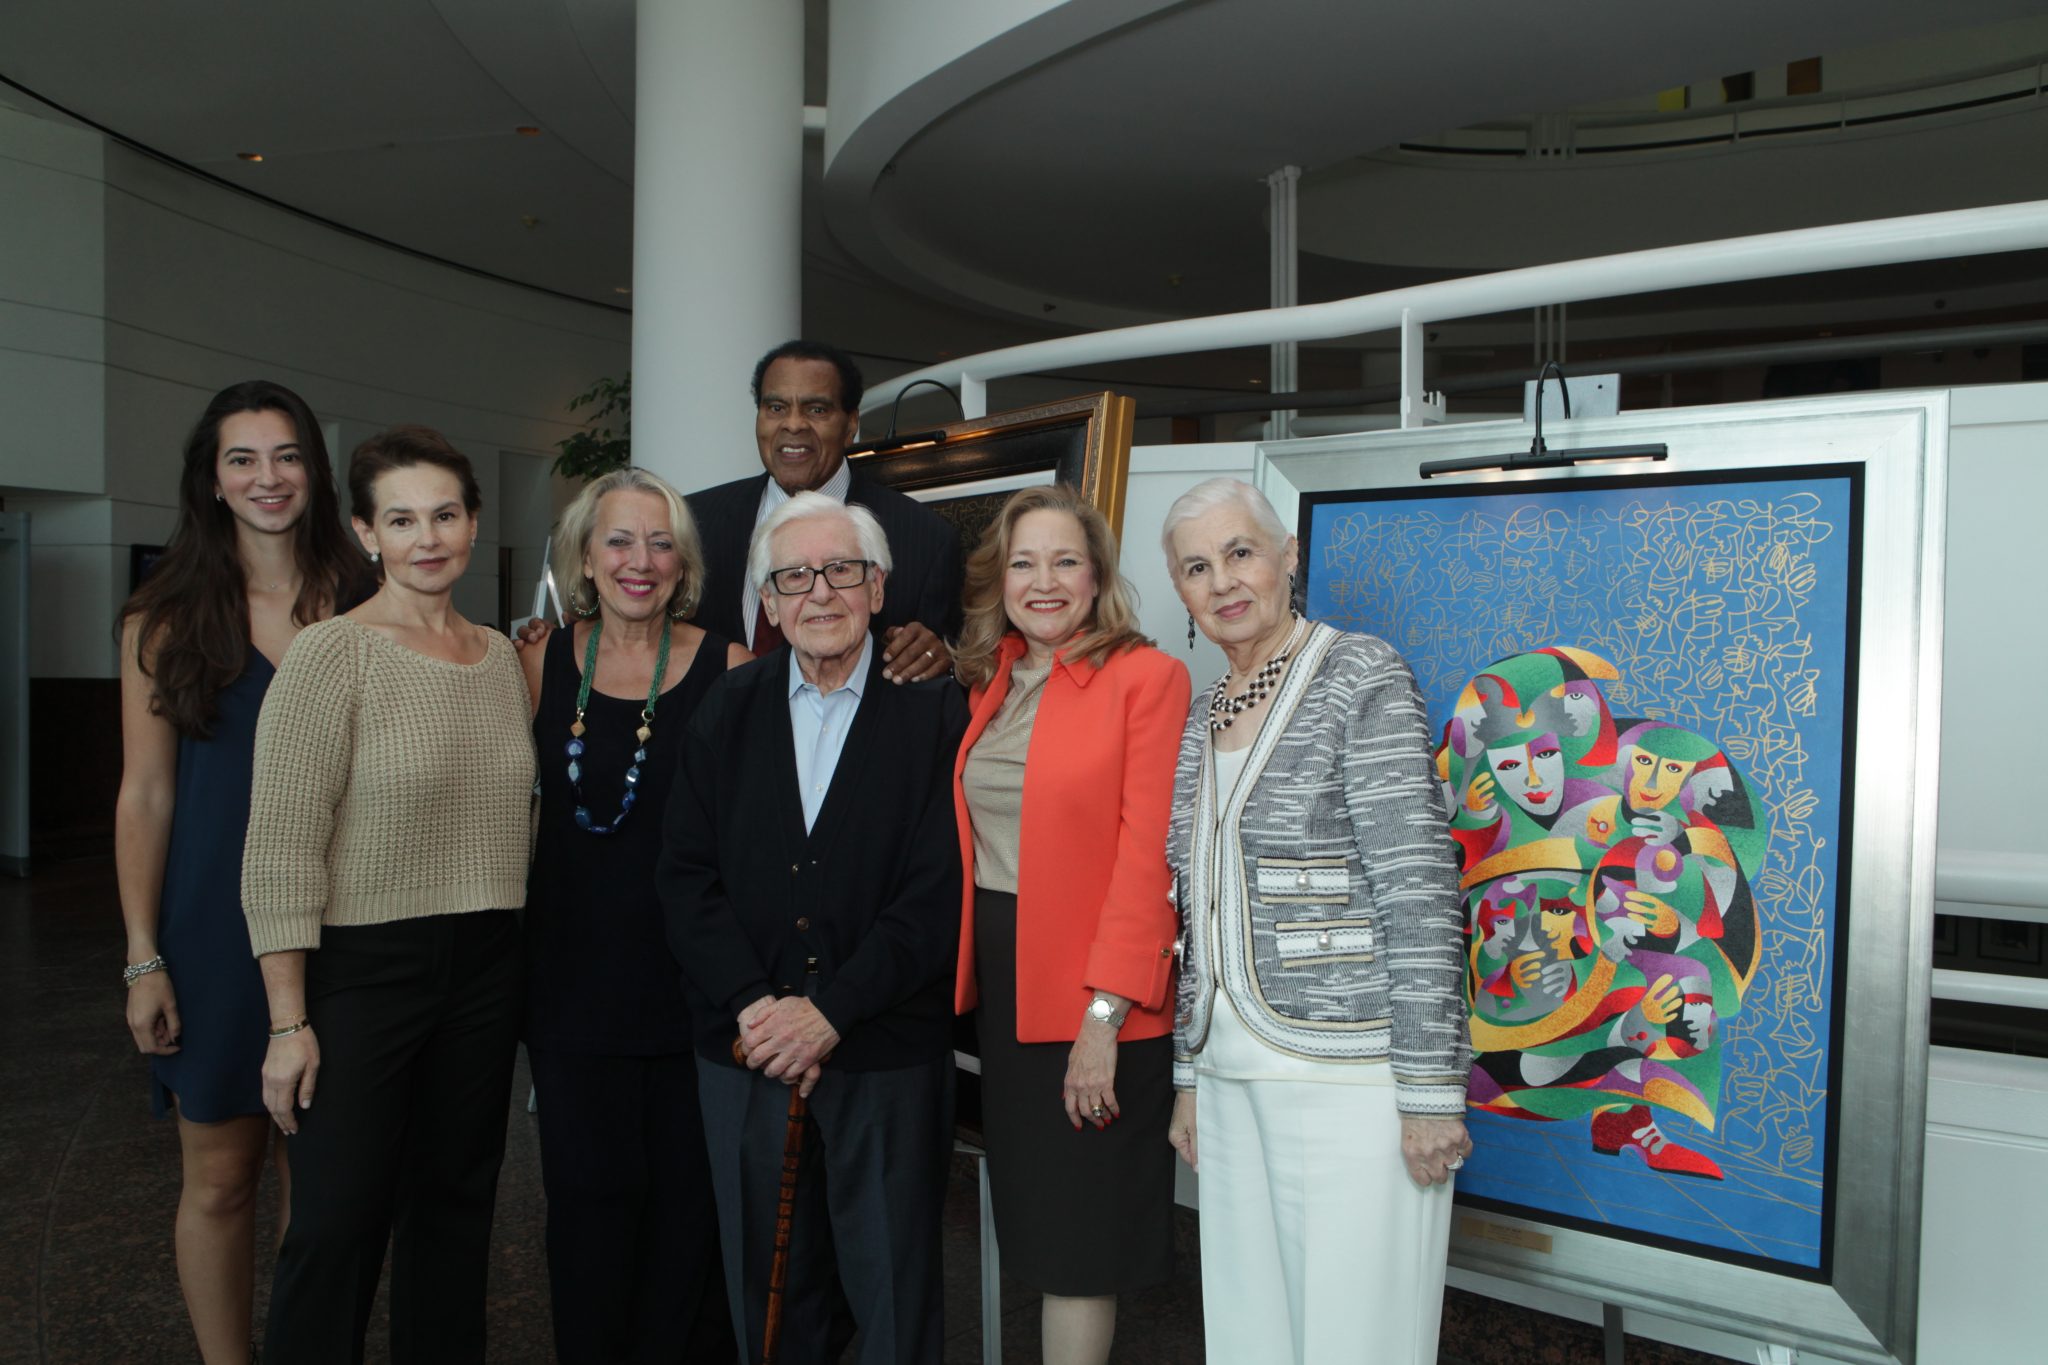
<box><xmin>566</xmin><ymin>619</ymin><xmax>670</xmax><ymax>835</ymax></box>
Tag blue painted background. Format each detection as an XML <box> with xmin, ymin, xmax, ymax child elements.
<box><xmin>1303</xmin><ymin>471</ymin><xmax>1857</xmax><ymax>1271</ymax></box>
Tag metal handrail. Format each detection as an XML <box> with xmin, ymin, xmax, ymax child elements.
<box><xmin>1934</xmin><ymin>968</ymin><xmax>2048</xmax><ymax>1012</ymax></box>
<box><xmin>860</xmin><ymin>199</ymin><xmax>2048</xmax><ymax>418</ymax></box>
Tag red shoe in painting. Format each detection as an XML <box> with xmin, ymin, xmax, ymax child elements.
<box><xmin>1590</xmin><ymin>1105</ymin><xmax>1724</xmax><ymax>1180</ymax></box>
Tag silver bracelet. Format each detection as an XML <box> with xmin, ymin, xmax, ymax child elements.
<box><xmin>122</xmin><ymin>956</ymin><xmax>168</xmax><ymax>987</ymax></box>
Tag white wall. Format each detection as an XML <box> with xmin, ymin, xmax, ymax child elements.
<box><xmin>0</xmin><ymin>108</ymin><xmax>106</xmax><ymax>497</ymax></box>
<box><xmin>1937</xmin><ymin>384</ymin><xmax>2048</xmax><ymax>908</ymax></box>
<box><xmin>0</xmin><ymin>101</ymin><xmax>628</xmax><ymax>676</ymax></box>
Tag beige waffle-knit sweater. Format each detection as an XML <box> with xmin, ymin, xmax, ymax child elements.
<box><xmin>241</xmin><ymin>616</ymin><xmax>536</xmax><ymax>956</ymax></box>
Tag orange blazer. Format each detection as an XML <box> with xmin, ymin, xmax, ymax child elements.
<box><xmin>953</xmin><ymin>635</ymin><xmax>1191</xmax><ymax>1043</ymax></box>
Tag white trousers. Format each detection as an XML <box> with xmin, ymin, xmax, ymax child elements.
<box><xmin>1195</xmin><ymin>1069</ymin><xmax>1454</xmax><ymax>1365</ymax></box>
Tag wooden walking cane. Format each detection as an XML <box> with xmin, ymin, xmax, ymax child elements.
<box><xmin>730</xmin><ymin>1037</ymin><xmax>807</xmax><ymax>1365</ymax></box>
<box><xmin>733</xmin><ymin>996</ymin><xmax>820</xmax><ymax>1365</ymax></box>
<box><xmin>763</xmin><ymin>1078</ymin><xmax>808</xmax><ymax>1365</ymax></box>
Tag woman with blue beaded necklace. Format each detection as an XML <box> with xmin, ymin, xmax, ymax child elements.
<box><xmin>518</xmin><ymin>466</ymin><xmax>750</xmax><ymax>1363</ymax></box>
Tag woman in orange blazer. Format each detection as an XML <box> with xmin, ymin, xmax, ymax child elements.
<box><xmin>951</xmin><ymin>484</ymin><xmax>1191</xmax><ymax>1365</ymax></box>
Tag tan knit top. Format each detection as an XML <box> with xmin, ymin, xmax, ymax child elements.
<box><xmin>961</xmin><ymin>660</ymin><xmax>1052</xmax><ymax>895</ymax></box>
<box><xmin>241</xmin><ymin>617</ymin><xmax>537</xmax><ymax>956</ymax></box>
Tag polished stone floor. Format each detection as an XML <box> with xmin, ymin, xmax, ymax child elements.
<box><xmin>1</xmin><ymin>857</ymin><xmax>1733</xmax><ymax>1363</ymax></box>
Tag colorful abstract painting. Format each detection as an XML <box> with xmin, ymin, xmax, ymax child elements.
<box><xmin>1301</xmin><ymin>467</ymin><xmax>1861</xmax><ymax>1275</ymax></box>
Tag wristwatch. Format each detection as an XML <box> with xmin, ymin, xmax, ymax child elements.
<box><xmin>1086</xmin><ymin>994</ymin><xmax>1129</xmax><ymax>1030</ymax></box>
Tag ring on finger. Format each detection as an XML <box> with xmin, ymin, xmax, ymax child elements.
<box><xmin>1091</xmin><ymin>1104</ymin><xmax>1106</xmax><ymax>1119</ymax></box>
<box><xmin>1447</xmin><ymin>1155</ymin><xmax>1465</xmax><ymax>1171</ymax></box>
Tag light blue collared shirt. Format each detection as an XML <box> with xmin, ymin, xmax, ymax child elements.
<box><xmin>788</xmin><ymin>633</ymin><xmax>872</xmax><ymax>832</ymax></box>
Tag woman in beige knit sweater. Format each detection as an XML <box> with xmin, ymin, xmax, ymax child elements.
<box><xmin>241</xmin><ymin>426</ymin><xmax>535</xmax><ymax>1364</ymax></box>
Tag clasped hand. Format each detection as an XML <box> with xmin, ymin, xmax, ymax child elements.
<box><xmin>737</xmin><ymin>995</ymin><xmax>838</xmax><ymax>1097</ymax></box>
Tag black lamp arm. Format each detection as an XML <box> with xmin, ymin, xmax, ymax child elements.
<box><xmin>885</xmin><ymin>379</ymin><xmax>963</xmax><ymax>441</ymax></box>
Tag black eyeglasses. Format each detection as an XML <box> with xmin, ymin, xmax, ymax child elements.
<box><xmin>767</xmin><ymin>559</ymin><xmax>873</xmax><ymax>596</ymax></box>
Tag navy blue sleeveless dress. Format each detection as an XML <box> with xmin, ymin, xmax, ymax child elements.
<box><xmin>149</xmin><ymin>652</ymin><xmax>273</xmax><ymax>1122</ymax></box>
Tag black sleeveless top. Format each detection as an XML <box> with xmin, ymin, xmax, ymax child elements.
<box><xmin>524</xmin><ymin>622</ymin><xmax>733</xmax><ymax>1053</ymax></box>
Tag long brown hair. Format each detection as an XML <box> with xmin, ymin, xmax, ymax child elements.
<box><xmin>119</xmin><ymin>381</ymin><xmax>371</xmax><ymax>738</ymax></box>
<box><xmin>954</xmin><ymin>484</ymin><xmax>1152</xmax><ymax>689</ymax></box>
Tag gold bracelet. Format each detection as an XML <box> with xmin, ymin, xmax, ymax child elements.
<box><xmin>267</xmin><ymin>1017</ymin><xmax>311</xmax><ymax>1039</ymax></box>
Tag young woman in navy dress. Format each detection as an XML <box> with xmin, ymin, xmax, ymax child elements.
<box><xmin>115</xmin><ymin>381</ymin><xmax>370</xmax><ymax>1363</ymax></box>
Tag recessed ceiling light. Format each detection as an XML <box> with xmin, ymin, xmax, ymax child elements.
<box><xmin>237</xmin><ymin>152</ymin><xmax>264</xmax><ymax>162</ymax></box>
<box><xmin>515</xmin><ymin>125</ymin><xmax>541</xmax><ymax>137</ymax></box>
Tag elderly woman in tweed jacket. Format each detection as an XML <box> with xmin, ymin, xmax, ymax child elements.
<box><xmin>1161</xmin><ymin>477</ymin><xmax>1471</xmax><ymax>1365</ymax></box>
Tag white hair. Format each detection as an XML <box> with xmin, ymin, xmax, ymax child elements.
<box><xmin>1159</xmin><ymin>477</ymin><xmax>1290</xmax><ymax>577</ymax></box>
<box><xmin>745</xmin><ymin>490</ymin><xmax>893</xmax><ymax>592</ymax></box>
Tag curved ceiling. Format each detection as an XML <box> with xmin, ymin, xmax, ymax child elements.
<box><xmin>4</xmin><ymin>0</ymin><xmax>2046</xmax><ymax>349</ymax></box>
<box><xmin>0</xmin><ymin>0</ymin><xmax>642</xmax><ymax>303</ymax></box>
<box><xmin>827</xmin><ymin>0</ymin><xmax>2048</xmax><ymax>327</ymax></box>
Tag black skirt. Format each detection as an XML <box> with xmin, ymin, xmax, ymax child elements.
<box><xmin>972</xmin><ymin>887</ymin><xmax>1175</xmax><ymax>1296</ymax></box>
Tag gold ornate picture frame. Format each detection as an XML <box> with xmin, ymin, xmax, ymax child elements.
<box><xmin>848</xmin><ymin>391</ymin><xmax>1135</xmax><ymax>558</ymax></box>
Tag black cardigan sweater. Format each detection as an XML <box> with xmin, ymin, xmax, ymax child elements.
<box><xmin>658</xmin><ymin>643</ymin><xmax>967</xmax><ymax>1071</ymax></box>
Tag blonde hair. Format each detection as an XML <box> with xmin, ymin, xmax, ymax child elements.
<box><xmin>954</xmin><ymin>484</ymin><xmax>1151</xmax><ymax>690</ymax></box>
<box><xmin>555</xmin><ymin>467</ymin><xmax>706</xmax><ymax>619</ymax></box>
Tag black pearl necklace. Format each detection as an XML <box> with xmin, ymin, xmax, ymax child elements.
<box><xmin>1207</xmin><ymin>614</ymin><xmax>1308</xmax><ymax>733</ymax></box>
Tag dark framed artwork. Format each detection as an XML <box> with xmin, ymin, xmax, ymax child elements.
<box><xmin>1932</xmin><ymin>914</ymin><xmax>1959</xmax><ymax>957</ymax></box>
<box><xmin>1262</xmin><ymin>393</ymin><xmax>1946</xmax><ymax>1363</ymax></box>
<box><xmin>849</xmin><ymin>391</ymin><xmax>1135</xmax><ymax>561</ymax></box>
<box><xmin>129</xmin><ymin>544</ymin><xmax>167</xmax><ymax>592</ymax></box>
<box><xmin>1976</xmin><ymin>918</ymin><xmax>2043</xmax><ymax>968</ymax></box>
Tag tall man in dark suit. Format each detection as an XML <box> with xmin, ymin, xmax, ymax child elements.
<box><xmin>661</xmin><ymin>491</ymin><xmax>966</xmax><ymax>1364</ymax></box>
<box><xmin>689</xmin><ymin>340</ymin><xmax>961</xmax><ymax>682</ymax></box>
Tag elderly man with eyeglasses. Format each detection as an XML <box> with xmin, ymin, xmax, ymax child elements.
<box><xmin>660</xmin><ymin>490</ymin><xmax>967</xmax><ymax>1365</ymax></box>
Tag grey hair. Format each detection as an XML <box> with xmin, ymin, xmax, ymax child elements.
<box><xmin>1159</xmin><ymin>476</ymin><xmax>1291</xmax><ymax>577</ymax></box>
<box><xmin>745</xmin><ymin>490</ymin><xmax>893</xmax><ymax>592</ymax></box>
<box><xmin>554</xmin><ymin>466</ymin><xmax>705</xmax><ymax>618</ymax></box>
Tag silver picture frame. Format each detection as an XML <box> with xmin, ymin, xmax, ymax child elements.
<box><xmin>1257</xmin><ymin>391</ymin><xmax>1947</xmax><ymax>1365</ymax></box>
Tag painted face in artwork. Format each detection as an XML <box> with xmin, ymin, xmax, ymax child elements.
<box><xmin>1556</xmin><ymin>682</ymin><xmax>1602</xmax><ymax>738</ymax></box>
<box><xmin>1627</xmin><ymin>751</ymin><xmax>1699</xmax><ymax>811</ymax></box>
<box><xmin>1488</xmin><ymin>735</ymin><xmax>1565</xmax><ymax>817</ymax></box>
<box><xmin>1539</xmin><ymin>899</ymin><xmax>1581</xmax><ymax>958</ymax></box>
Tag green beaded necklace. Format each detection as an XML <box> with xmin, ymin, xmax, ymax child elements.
<box><xmin>565</xmin><ymin>619</ymin><xmax>671</xmax><ymax>835</ymax></box>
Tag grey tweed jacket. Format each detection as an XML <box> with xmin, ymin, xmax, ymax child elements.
<box><xmin>1168</xmin><ymin>624</ymin><xmax>1471</xmax><ymax>1115</ymax></box>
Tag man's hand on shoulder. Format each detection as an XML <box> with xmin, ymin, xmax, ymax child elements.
<box><xmin>882</xmin><ymin>623</ymin><xmax>952</xmax><ymax>684</ymax></box>
<box><xmin>512</xmin><ymin>617</ymin><xmax>554</xmax><ymax>653</ymax></box>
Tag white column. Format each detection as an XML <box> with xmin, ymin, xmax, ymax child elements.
<box><xmin>1267</xmin><ymin>164</ymin><xmax>1300</xmax><ymax>440</ymax></box>
<box><xmin>632</xmin><ymin>0</ymin><xmax>804</xmax><ymax>494</ymax></box>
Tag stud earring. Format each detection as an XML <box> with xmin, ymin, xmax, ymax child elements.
<box><xmin>369</xmin><ymin>550</ymin><xmax>380</xmax><ymax>563</ymax></box>
<box><xmin>1187</xmin><ymin>612</ymin><xmax>1196</xmax><ymax>650</ymax></box>
<box><xmin>215</xmin><ymin>493</ymin><xmax>224</xmax><ymax>502</ymax></box>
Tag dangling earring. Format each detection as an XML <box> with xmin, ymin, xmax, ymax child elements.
<box><xmin>1290</xmin><ymin>571</ymin><xmax>1302</xmax><ymax>618</ymax></box>
<box><xmin>1187</xmin><ymin>612</ymin><xmax>1196</xmax><ymax>649</ymax></box>
<box><xmin>369</xmin><ymin>550</ymin><xmax>380</xmax><ymax>563</ymax></box>
<box><xmin>571</xmin><ymin>586</ymin><xmax>598</xmax><ymax>619</ymax></box>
